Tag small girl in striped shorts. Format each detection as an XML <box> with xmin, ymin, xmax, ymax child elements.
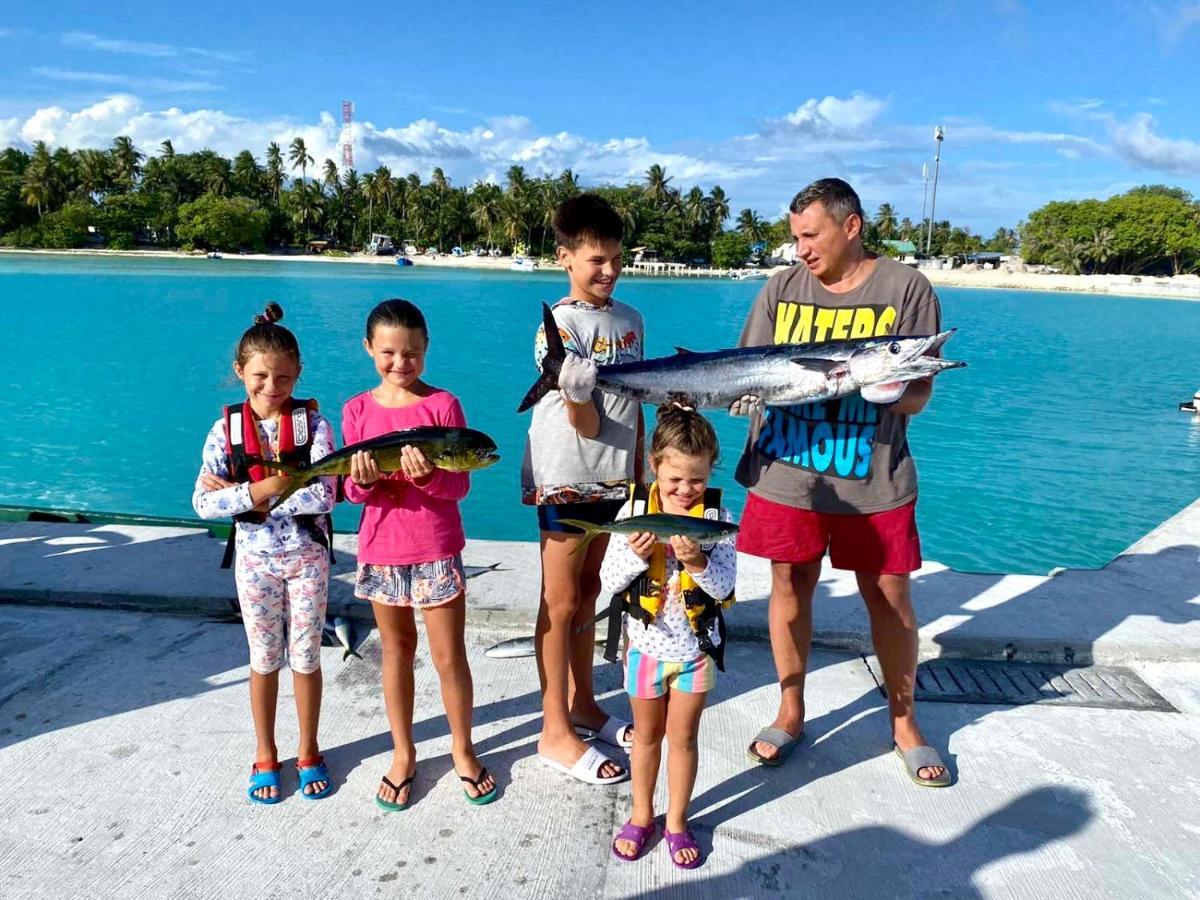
<box><xmin>599</xmin><ymin>403</ymin><xmax>737</xmax><ymax>870</ymax></box>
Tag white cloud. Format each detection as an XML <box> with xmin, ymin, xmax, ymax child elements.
<box><xmin>33</xmin><ymin>67</ymin><xmax>219</xmax><ymax>93</ymax></box>
<box><xmin>1109</xmin><ymin>112</ymin><xmax>1200</xmax><ymax>173</ymax></box>
<box><xmin>777</xmin><ymin>92</ymin><xmax>887</xmax><ymax>133</ymax></box>
<box><xmin>62</xmin><ymin>30</ymin><xmax>237</xmax><ymax>63</ymax></box>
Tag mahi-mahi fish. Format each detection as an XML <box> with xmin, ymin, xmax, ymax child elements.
<box><xmin>517</xmin><ymin>302</ymin><xmax>964</xmax><ymax>412</ymax></box>
<box><xmin>266</xmin><ymin>426</ymin><xmax>500</xmax><ymax>509</ymax></box>
<box><xmin>558</xmin><ymin>512</ymin><xmax>740</xmax><ymax>556</ymax></box>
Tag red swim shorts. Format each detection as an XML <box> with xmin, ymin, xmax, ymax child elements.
<box><xmin>737</xmin><ymin>492</ymin><xmax>922</xmax><ymax>574</ymax></box>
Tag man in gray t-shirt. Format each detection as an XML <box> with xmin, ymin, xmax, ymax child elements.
<box><xmin>736</xmin><ymin>178</ymin><xmax>950</xmax><ymax>787</ymax></box>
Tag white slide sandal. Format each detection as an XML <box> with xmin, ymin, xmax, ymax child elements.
<box><xmin>538</xmin><ymin>746</ymin><xmax>628</xmax><ymax>785</ymax></box>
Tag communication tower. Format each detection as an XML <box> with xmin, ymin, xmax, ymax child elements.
<box><xmin>341</xmin><ymin>100</ymin><xmax>354</xmax><ymax>169</ymax></box>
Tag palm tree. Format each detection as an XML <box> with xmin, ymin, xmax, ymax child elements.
<box><xmin>265</xmin><ymin>143</ymin><xmax>285</xmax><ymax>203</ymax></box>
<box><xmin>644</xmin><ymin>164</ymin><xmax>672</xmax><ymax>207</ymax></box>
<box><xmin>682</xmin><ymin>186</ymin><xmax>706</xmax><ymax>235</ymax></box>
<box><xmin>1053</xmin><ymin>237</ymin><xmax>1087</xmax><ymax>275</ymax></box>
<box><xmin>469</xmin><ymin>181</ymin><xmax>502</xmax><ymax>249</ymax></box>
<box><xmin>159</xmin><ymin>140</ymin><xmax>175</xmax><ymax>161</ymax></box>
<box><xmin>1089</xmin><ymin>227</ymin><xmax>1114</xmax><ymax>274</ymax></box>
<box><xmin>288</xmin><ymin>137</ymin><xmax>313</xmax><ymax>183</ymax></box>
<box><xmin>875</xmin><ymin>203</ymin><xmax>897</xmax><ymax>240</ymax></box>
<box><xmin>204</xmin><ymin>155</ymin><xmax>232</xmax><ymax>196</ymax></box>
<box><xmin>20</xmin><ymin>142</ymin><xmax>56</xmax><ymax>216</ymax></box>
<box><xmin>292</xmin><ymin>179</ymin><xmax>324</xmax><ymax>239</ymax></box>
<box><xmin>322</xmin><ymin>158</ymin><xmax>339</xmax><ymax>188</ymax></box>
<box><xmin>736</xmin><ymin>208</ymin><xmax>767</xmax><ymax>243</ymax></box>
<box><xmin>232</xmin><ymin>150</ymin><xmax>261</xmax><ymax>199</ymax></box>
<box><xmin>75</xmin><ymin>148</ymin><xmax>113</xmax><ymax>199</ymax></box>
<box><xmin>708</xmin><ymin>186</ymin><xmax>730</xmax><ymax>234</ymax></box>
<box><xmin>110</xmin><ymin>136</ymin><xmax>143</xmax><ymax>190</ymax></box>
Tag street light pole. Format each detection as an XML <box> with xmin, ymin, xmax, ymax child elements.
<box><xmin>924</xmin><ymin>126</ymin><xmax>944</xmax><ymax>256</ymax></box>
<box><xmin>920</xmin><ymin>162</ymin><xmax>930</xmax><ymax>239</ymax></box>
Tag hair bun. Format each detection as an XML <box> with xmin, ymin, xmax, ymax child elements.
<box><xmin>255</xmin><ymin>301</ymin><xmax>284</xmax><ymax>325</ymax></box>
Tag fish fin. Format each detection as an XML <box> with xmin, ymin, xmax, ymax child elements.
<box><xmin>557</xmin><ymin>518</ymin><xmax>603</xmax><ymax>556</ymax></box>
<box><xmin>788</xmin><ymin>356</ymin><xmax>841</xmax><ymax>373</ymax></box>
<box><xmin>673</xmin><ymin>346</ymin><xmax>694</xmax><ymax>355</ymax></box>
<box><xmin>517</xmin><ymin>303</ymin><xmax>565</xmax><ymax>413</ymax></box>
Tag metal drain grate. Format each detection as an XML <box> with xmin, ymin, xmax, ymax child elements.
<box><xmin>901</xmin><ymin>660</ymin><xmax>1177</xmax><ymax>712</ymax></box>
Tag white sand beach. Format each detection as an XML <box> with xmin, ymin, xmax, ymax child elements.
<box><xmin>4</xmin><ymin>246</ymin><xmax>1199</xmax><ymax>300</ymax></box>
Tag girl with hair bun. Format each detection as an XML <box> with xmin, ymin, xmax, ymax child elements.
<box><xmin>600</xmin><ymin>402</ymin><xmax>737</xmax><ymax>869</ymax></box>
<box><xmin>192</xmin><ymin>302</ymin><xmax>339</xmax><ymax>804</ymax></box>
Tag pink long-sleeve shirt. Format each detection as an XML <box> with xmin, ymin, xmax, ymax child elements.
<box><xmin>342</xmin><ymin>388</ymin><xmax>470</xmax><ymax>565</ymax></box>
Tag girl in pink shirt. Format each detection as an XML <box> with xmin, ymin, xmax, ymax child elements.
<box><xmin>343</xmin><ymin>298</ymin><xmax>497</xmax><ymax>810</ymax></box>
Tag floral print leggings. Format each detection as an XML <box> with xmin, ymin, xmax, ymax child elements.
<box><xmin>235</xmin><ymin>543</ymin><xmax>330</xmax><ymax>674</ymax></box>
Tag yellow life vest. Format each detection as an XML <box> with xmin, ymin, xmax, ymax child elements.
<box><xmin>603</xmin><ymin>481</ymin><xmax>734</xmax><ymax>670</ymax></box>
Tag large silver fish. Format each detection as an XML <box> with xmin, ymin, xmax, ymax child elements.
<box><xmin>517</xmin><ymin>302</ymin><xmax>964</xmax><ymax>412</ymax></box>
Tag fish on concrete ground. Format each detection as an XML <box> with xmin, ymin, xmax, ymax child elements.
<box><xmin>558</xmin><ymin>513</ymin><xmax>739</xmax><ymax>556</ymax></box>
<box><xmin>517</xmin><ymin>301</ymin><xmax>965</xmax><ymax>413</ymax></box>
<box><xmin>463</xmin><ymin>562</ymin><xmax>505</xmax><ymax>579</ymax></box>
<box><xmin>322</xmin><ymin>616</ymin><xmax>363</xmax><ymax>660</ymax></box>
<box><xmin>266</xmin><ymin>426</ymin><xmax>501</xmax><ymax>510</ymax></box>
<box><xmin>484</xmin><ymin>609</ymin><xmax>611</xmax><ymax>659</ymax></box>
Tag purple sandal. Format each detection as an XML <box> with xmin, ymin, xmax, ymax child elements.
<box><xmin>611</xmin><ymin>820</ymin><xmax>656</xmax><ymax>862</ymax></box>
<box><xmin>663</xmin><ymin>827</ymin><xmax>704</xmax><ymax>869</ymax></box>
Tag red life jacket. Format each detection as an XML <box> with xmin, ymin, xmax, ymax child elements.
<box><xmin>219</xmin><ymin>398</ymin><xmax>333</xmax><ymax>568</ymax></box>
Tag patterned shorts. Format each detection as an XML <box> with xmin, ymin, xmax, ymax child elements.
<box><xmin>355</xmin><ymin>554</ymin><xmax>465</xmax><ymax>608</ymax></box>
<box><xmin>625</xmin><ymin>646</ymin><xmax>715</xmax><ymax>699</ymax></box>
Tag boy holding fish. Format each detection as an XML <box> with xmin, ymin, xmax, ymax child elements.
<box><xmin>520</xmin><ymin>194</ymin><xmax>645</xmax><ymax>784</ymax></box>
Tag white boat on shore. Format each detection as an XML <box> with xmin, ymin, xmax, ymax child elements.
<box><xmin>510</xmin><ymin>256</ymin><xmax>538</xmax><ymax>272</ymax></box>
<box><xmin>731</xmin><ymin>268</ymin><xmax>766</xmax><ymax>280</ymax></box>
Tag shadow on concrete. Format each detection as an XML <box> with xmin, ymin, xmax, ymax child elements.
<box><xmin>621</xmin><ymin>786</ymin><xmax>1093</xmax><ymax>899</ymax></box>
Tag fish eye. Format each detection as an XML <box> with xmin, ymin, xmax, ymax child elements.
<box><xmin>889</xmin><ymin>342</ymin><xmax>901</xmax><ymax>354</ymax></box>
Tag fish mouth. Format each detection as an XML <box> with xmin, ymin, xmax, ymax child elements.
<box><xmin>900</xmin><ymin>330</ymin><xmax>965</xmax><ymax>375</ymax></box>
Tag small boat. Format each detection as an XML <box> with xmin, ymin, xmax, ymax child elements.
<box><xmin>510</xmin><ymin>256</ymin><xmax>538</xmax><ymax>272</ymax></box>
<box><xmin>1180</xmin><ymin>400</ymin><xmax>1199</xmax><ymax>413</ymax></box>
<box><xmin>206</xmin><ymin>251</ymin><xmax>222</xmax><ymax>260</ymax></box>
<box><xmin>730</xmin><ymin>269</ymin><xmax>766</xmax><ymax>280</ymax></box>
<box><xmin>394</xmin><ymin>256</ymin><xmax>413</xmax><ymax>267</ymax></box>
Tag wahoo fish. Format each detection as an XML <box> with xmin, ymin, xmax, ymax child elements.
<box><xmin>322</xmin><ymin>616</ymin><xmax>363</xmax><ymax>661</ymax></box>
<box><xmin>517</xmin><ymin>302</ymin><xmax>964</xmax><ymax>412</ymax></box>
<box><xmin>267</xmin><ymin>426</ymin><xmax>500</xmax><ymax>509</ymax></box>
<box><xmin>559</xmin><ymin>513</ymin><xmax>739</xmax><ymax>556</ymax></box>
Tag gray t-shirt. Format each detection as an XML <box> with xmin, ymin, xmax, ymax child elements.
<box><xmin>521</xmin><ymin>298</ymin><xmax>645</xmax><ymax>504</ymax></box>
<box><xmin>734</xmin><ymin>256</ymin><xmax>942</xmax><ymax>514</ymax></box>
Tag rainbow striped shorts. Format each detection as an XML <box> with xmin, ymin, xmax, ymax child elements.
<box><xmin>625</xmin><ymin>646</ymin><xmax>715</xmax><ymax>699</ymax></box>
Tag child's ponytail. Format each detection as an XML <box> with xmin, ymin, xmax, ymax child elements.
<box><xmin>236</xmin><ymin>302</ymin><xmax>302</xmax><ymax>368</ymax></box>
<box><xmin>649</xmin><ymin>401</ymin><xmax>720</xmax><ymax>467</ymax></box>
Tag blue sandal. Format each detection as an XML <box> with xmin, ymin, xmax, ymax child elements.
<box><xmin>296</xmin><ymin>755</ymin><xmax>333</xmax><ymax>800</ymax></box>
<box><xmin>458</xmin><ymin>766</ymin><xmax>498</xmax><ymax>806</ymax></box>
<box><xmin>247</xmin><ymin>761</ymin><xmax>283</xmax><ymax>805</ymax></box>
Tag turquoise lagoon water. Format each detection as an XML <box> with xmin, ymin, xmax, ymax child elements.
<box><xmin>2</xmin><ymin>253</ymin><xmax>1199</xmax><ymax>574</ymax></box>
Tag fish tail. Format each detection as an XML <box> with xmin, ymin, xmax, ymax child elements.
<box><xmin>517</xmin><ymin>303</ymin><xmax>564</xmax><ymax>413</ymax></box>
<box><xmin>344</xmin><ymin>647</ymin><xmax>363</xmax><ymax>661</ymax></box>
<box><xmin>558</xmin><ymin>519</ymin><xmax>603</xmax><ymax>555</ymax></box>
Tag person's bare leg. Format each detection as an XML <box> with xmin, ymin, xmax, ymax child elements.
<box><xmin>613</xmin><ymin>696</ymin><xmax>666</xmax><ymax>859</ymax></box>
<box><xmin>422</xmin><ymin>593</ymin><xmax>495</xmax><ymax>799</ymax></box>
<box><xmin>857</xmin><ymin>571</ymin><xmax>945</xmax><ymax>782</ymax></box>
<box><xmin>752</xmin><ymin>560</ymin><xmax>820</xmax><ymax>761</ymax></box>
<box><xmin>293</xmin><ymin>668</ymin><xmax>326</xmax><ymax>794</ymax></box>
<box><xmin>568</xmin><ymin>534</ymin><xmax>627</xmax><ymax>737</ymax></box>
<box><xmin>372</xmin><ymin>602</ymin><xmax>419</xmax><ymax>806</ymax></box>
<box><xmin>664</xmin><ymin>688</ymin><xmax>706</xmax><ymax>865</ymax></box>
<box><xmin>248</xmin><ymin>668</ymin><xmax>280</xmax><ymax>800</ymax></box>
<box><xmin>535</xmin><ymin>532</ymin><xmax>623</xmax><ymax>778</ymax></box>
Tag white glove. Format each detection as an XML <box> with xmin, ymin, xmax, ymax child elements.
<box><xmin>558</xmin><ymin>353</ymin><xmax>597</xmax><ymax>404</ymax></box>
<box><xmin>860</xmin><ymin>381</ymin><xmax>908</xmax><ymax>406</ymax></box>
<box><xmin>729</xmin><ymin>394</ymin><xmax>765</xmax><ymax>417</ymax></box>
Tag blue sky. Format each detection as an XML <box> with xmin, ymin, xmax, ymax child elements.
<box><xmin>3</xmin><ymin>1</ymin><xmax>1200</xmax><ymax>233</ymax></box>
